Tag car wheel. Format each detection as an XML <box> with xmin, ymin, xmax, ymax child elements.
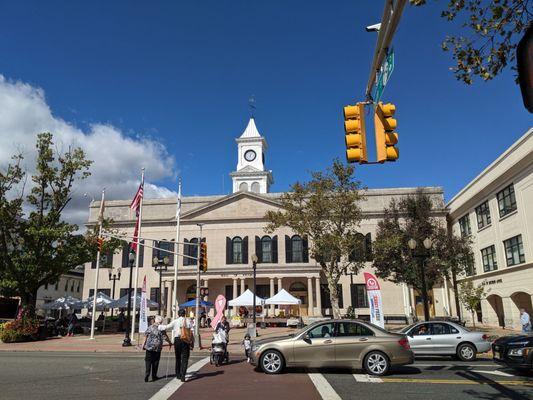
<box><xmin>457</xmin><ymin>343</ymin><xmax>476</xmax><ymax>361</ymax></box>
<box><xmin>364</xmin><ymin>351</ymin><xmax>390</xmax><ymax>376</ymax></box>
<box><xmin>260</xmin><ymin>350</ymin><xmax>284</xmax><ymax>374</ymax></box>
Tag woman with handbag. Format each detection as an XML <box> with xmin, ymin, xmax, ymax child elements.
<box><xmin>142</xmin><ymin>316</ymin><xmax>172</xmax><ymax>382</ymax></box>
<box><xmin>159</xmin><ymin>308</ymin><xmax>194</xmax><ymax>382</ymax></box>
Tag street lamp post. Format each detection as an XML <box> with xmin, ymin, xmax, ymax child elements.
<box><xmin>123</xmin><ymin>251</ymin><xmax>135</xmax><ymax>347</ymax></box>
<box><xmin>108</xmin><ymin>268</ymin><xmax>121</xmax><ymax>317</ymax></box>
<box><xmin>408</xmin><ymin>237</ymin><xmax>433</xmax><ymax>322</ymax></box>
<box><xmin>153</xmin><ymin>255</ymin><xmax>169</xmax><ymax>315</ymax></box>
<box><xmin>251</xmin><ymin>254</ymin><xmax>258</xmax><ymax>337</ymax></box>
<box><xmin>194</xmin><ymin>223</ymin><xmax>204</xmax><ymax>350</ymax></box>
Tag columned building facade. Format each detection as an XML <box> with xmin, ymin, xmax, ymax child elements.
<box><xmin>83</xmin><ymin>118</ymin><xmax>449</xmax><ymax>321</ymax></box>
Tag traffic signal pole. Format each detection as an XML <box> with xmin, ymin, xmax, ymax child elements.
<box><xmin>365</xmin><ymin>0</ymin><xmax>407</xmax><ymax>100</ymax></box>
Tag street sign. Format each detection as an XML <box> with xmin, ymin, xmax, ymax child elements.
<box><xmin>374</xmin><ymin>48</ymin><xmax>395</xmax><ymax>103</ymax></box>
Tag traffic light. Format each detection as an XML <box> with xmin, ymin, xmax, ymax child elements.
<box><xmin>374</xmin><ymin>102</ymin><xmax>399</xmax><ymax>162</ymax></box>
<box><xmin>199</xmin><ymin>242</ymin><xmax>208</xmax><ymax>272</ymax></box>
<box><xmin>343</xmin><ymin>102</ymin><xmax>367</xmax><ymax>163</ymax></box>
<box><xmin>97</xmin><ymin>237</ymin><xmax>104</xmax><ymax>252</ymax></box>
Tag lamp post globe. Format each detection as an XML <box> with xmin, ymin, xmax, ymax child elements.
<box><xmin>407</xmin><ymin>238</ymin><xmax>417</xmax><ymax>250</ymax></box>
<box><xmin>423</xmin><ymin>237</ymin><xmax>433</xmax><ymax>250</ymax></box>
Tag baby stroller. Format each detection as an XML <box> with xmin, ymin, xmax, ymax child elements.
<box><xmin>210</xmin><ymin>330</ymin><xmax>229</xmax><ymax>367</ymax></box>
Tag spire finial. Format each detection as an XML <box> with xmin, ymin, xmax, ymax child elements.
<box><xmin>248</xmin><ymin>95</ymin><xmax>256</xmax><ymax>118</ymax></box>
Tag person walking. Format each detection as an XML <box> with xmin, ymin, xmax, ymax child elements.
<box><xmin>159</xmin><ymin>309</ymin><xmax>194</xmax><ymax>382</ymax></box>
<box><xmin>117</xmin><ymin>310</ymin><xmax>125</xmax><ymax>332</ymax></box>
<box><xmin>520</xmin><ymin>308</ymin><xmax>531</xmax><ymax>333</ymax></box>
<box><xmin>242</xmin><ymin>333</ymin><xmax>252</xmax><ymax>362</ymax></box>
<box><xmin>67</xmin><ymin>312</ymin><xmax>77</xmax><ymax>336</ymax></box>
<box><xmin>142</xmin><ymin>316</ymin><xmax>172</xmax><ymax>382</ymax></box>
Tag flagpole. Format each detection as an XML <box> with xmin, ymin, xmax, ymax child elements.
<box><xmin>131</xmin><ymin>168</ymin><xmax>145</xmax><ymax>341</ymax></box>
<box><xmin>90</xmin><ymin>189</ymin><xmax>105</xmax><ymax>340</ymax></box>
<box><xmin>172</xmin><ymin>178</ymin><xmax>182</xmax><ymax>319</ymax></box>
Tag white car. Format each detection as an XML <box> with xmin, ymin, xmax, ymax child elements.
<box><xmin>399</xmin><ymin>321</ymin><xmax>491</xmax><ymax>361</ymax></box>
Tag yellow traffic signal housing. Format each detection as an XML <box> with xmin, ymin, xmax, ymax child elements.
<box><xmin>343</xmin><ymin>102</ymin><xmax>367</xmax><ymax>163</ymax></box>
<box><xmin>97</xmin><ymin>237</ymin><xmax>104</xmax><ymax>252</ymax></box>
<box><xmin>199</xmin><ymin>242</ymin><xmax>208</xmax><ymax>272</ymax></box>
<box><xmin>374</xmin><ymin>102</ymin><xmax>399</xmax><ymax>163</ymax></box>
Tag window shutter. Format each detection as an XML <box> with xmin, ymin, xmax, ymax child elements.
<box><xmin>302</xmin><ymin>236</ymin><xmax>309</xmax><ymax>263</ymax></box>
<box><xmin>183</xmin><ymin>239</ymin><xmax>189</xmax><ymax>266</ymax></box>
<box><xmin>272</xmin><ymin>235</ymin><xmax>278</xmax><ymax>263</ymax></box>
<box><xmin>122</xmin><ymin>243</ymin><xmax>130</xmax><ymax>267</ymax></box>
<box><xmin>168</xmin><ymin>240</ymin><xmax>175</xmax><ymax>267</ymax></box>
<box><xmin>91</xmin><ymin>259</ymin><xmax>96</xmax><ymax>269</ymax></box>
<box><xmin>365</xmin><ymin>233</ymin><xmax>373</xmax><ymax>261</ymax></box>
<box><xmin>138</xmin><ymin>240</ymin><xmax>144</xmax><ymax>267</ymax></box>
<box><xmin>242</xmin><ymin>236</ymin><xmax>249</xmax><ymax>264</ymax></box>
<box><xmin>226</xmin><ymin>237</ymin><xmax>232</xmax><ymax>264</ymax></box>
<box><xmin>285</xmin><ymin>235</ymin><xmax>292</xmax><ymax>263</ymax></box>
<box><xmin>255</xmin><ymin>236</ymin><xmax>262</xmax><ymax>263</ymax></box>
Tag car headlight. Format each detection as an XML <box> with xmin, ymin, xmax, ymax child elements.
<box><xmin>251</xmin><ymin>344</ymin><xmax>258</xmax><ymax>352</ymax></box>
<box><xmin>508</xmin><ymin>347</ymin><xmax>532</xmax><ymax>356</ymax></box>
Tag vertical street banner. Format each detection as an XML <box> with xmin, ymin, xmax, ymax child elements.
<box><xmin>210</xmin><ymin>295</ymin><xmax>227</xmax><ymax>330</ymax></box>
<box><xmin>364</xmin><ymin>272</ymin><xmax>385</xmax><ymax>328</ymax></box>
<box><xmin>139</xmin><ymin>276</ymin><xmax>148</xmax><ymax>333</ymax></box>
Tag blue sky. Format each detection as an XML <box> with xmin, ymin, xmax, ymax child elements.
<box><xmin>0</xmin><ymin>0</ymin><xmax>530</xmax><ymax>211</ymax></box>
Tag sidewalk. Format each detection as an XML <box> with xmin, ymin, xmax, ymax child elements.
<box><xmin>0</xmin><ymin>326</ymin><xmax>296</xmax><ymax>353</ymax></box>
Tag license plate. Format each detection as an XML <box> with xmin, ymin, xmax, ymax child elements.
<box><xmin>494</xmin><ymin>352</ymin><xmax>502</xmax><ymax>359</ymax></box>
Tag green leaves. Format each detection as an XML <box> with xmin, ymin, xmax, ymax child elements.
<box><xmin>411</xmin><ymin>0</ymin><xmax>530</xmax><ymax>83</ymax></box>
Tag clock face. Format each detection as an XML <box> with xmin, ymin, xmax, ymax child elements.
<box><xmin>244</xmin><ymin>150</ymin><xmax>256</xmax><ymax>162</ymax></box>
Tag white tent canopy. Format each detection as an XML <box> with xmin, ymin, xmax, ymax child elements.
<box><xmin>228</xmin><ymin>289</ymin><xmax>265</xmax><ymax>306</ymax></box>
<box><xmin>265</xmin><ymin>289</ymin><xmax>301</xmax><ymax>305</ymax></box>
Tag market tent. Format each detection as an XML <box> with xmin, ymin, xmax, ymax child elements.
<box><xmin>179</xmin><ymin>299</ymin><xmax>214</xmax><ymax>308</ymax></box>
<box><xmin>265</xmin><ymin>289</ymin><xmax>301</xmax><ymax>305</ymax></box>
<box><xmin>111</xmin><ymin>293</ymin><xmax>159</xmax><ymax>309</ymax></box>
<box><xmin>41</xmin><ymin>296</ymin><xmax>83</xmax><ymax>310</ymax></box>
<box><xmin>228</xmin><ymin>289</ymin><xmax>264</xmax><ymax>306</ymax></box>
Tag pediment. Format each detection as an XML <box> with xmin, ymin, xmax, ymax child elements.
<box><xmin>182</xmin><ymin>192</ymin><xmax>282</xmax><ymax>221</ymax></box>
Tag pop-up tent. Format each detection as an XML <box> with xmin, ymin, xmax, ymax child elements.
<box><xmin>41</xmin><ymin>296</ymin><xmax>83</xmax><ymax>310</ymax></box>
<box><xmin>179</xmin><ymin>299</ymin><xmax>214</xmax><ymax>308</ymax></box>
<box><xmin>111</xmin><ymin>293</ymin><xmax>158</xmax><ymax>309</ymax></box>
<box><xmin>265</xmin><ymin>289</ymin><xmax>301</xmax><ymax>305</ymax></box>
<box><xmin>228</xmin><ymin>289</ymin><xmax>265</xmax><ymax>306</ymax></box>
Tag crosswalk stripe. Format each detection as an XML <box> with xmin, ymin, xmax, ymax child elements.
<box><xmin>307</xmin><ymin>372</ymin><xmax>342</xmax><ymax>400</ymax></box>
<box><xmin>353</xmin><ymin>373</ymin><xmax>383</xmax><ymax>383</ymax></box>
<box><xmin>471</xmin><ymin>369</ymin><xmax>514</xmax><ymax>377</ymax></box>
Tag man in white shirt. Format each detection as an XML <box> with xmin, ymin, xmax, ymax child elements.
<box><xmin>159</xmin><ymin>308</ymin><xmax>193</xmax><ymax>382</ymax></box>
<box><xmin>520</xmin><ymin>308</ymin><xmax>531</xmax><ymax>333</ymax></box>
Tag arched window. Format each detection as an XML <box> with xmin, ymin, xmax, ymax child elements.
<box><xmin>261</xmin><ymin>236</ymin><xmax>272</xmax><ymax>263</ymax></box>
<box><xmin>289</xmin><ymin>281</ymin><xmax>307</xmax><ymax>292</ymax></box>
<box><xmin>232</xmin><ymin>237</ymin><xmax>243</xmax><ymax>264</ymax></box>
<box><xmin>291</xmin><ymin>235</ymin><xmax>303</xmax><ymax>263</ymax></box>
<box><xmin>239</xmin><ymin>182</ymin><xmax>248</xmax><ymax>192</ymax></box>
<box><xmin>251</xmin><ymin>182</ymin><xmax>260</xmax><ymax>193</ymax></box>
<box><xmin>184</xmin><ymin>238</ymin><xmax>198</xmax><ymax>266</ymax></box>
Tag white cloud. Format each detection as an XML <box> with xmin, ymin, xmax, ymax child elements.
<box><xmin>0</xmin><ymin>75</ymin><xmax>177</xmax><ymax>229</ymax></box>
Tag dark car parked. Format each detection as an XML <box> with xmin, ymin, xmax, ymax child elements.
<box><xmin>492</xmin><ymin>334</ymin><xmax>533</xmax><ymax>370</ymax></box>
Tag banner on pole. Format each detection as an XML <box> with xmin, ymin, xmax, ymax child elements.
<box><xmin>210</xmin><ymin>295</ymin><xmax>227</xmax><ymax>330</ymax></box>
<box><xmin>139</xmin><ymin>276</ymin><xmax>148</xmax><ymax>333</ymax></box>
<box><xmin>364</xmin><ymin>272</ymin><xmax>385</xmax><ymax>328</ymax></box>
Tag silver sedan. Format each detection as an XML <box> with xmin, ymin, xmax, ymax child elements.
<box><xmin>399</xmin><ymin>321</ymin><xmax>491</xmax><ymax>361</ymax></box>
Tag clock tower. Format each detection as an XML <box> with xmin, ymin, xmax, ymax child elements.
<box><xmin>230</xmin><ymin>117</ymin><xmax>273</xmax><ymax>194</ymax></box>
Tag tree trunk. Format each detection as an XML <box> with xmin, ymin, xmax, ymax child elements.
<box><xmin>471</xmin><ymin>310</ymin><xmax>476</xmax><ymax>328</ymax></box>
<box><xmin>419</xmin><ymin>259</ymin><xmax>430</xmax><ymax>321</ymax></box>
<box><xmin>326</xmin><ymin>277</ymin><xmax>341</xmax><ymax>319</ymax></box>
<box><xmin>21</xmin><ymin>289</ymin><xmax>38</xmax><ymax>316</ymax></box>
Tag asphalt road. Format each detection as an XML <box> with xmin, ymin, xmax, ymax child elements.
<box><xmin>0</xmin><ymin>351</ymin><xmax>205</xmax><ymax>400</ymax></box>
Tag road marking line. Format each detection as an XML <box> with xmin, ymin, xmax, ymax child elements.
<box><xmin>307</xmin><ymin>372</ymin><xmax>342</xmax><ymax>400</ymax></box>
<box><xmin>472</xmin><ymin>369</ymin><xmax>514</xmax><ymax>377</ymax></box>
<box><xmin>413</xmin><ymin>363</ymin><xmax>497</xmax><ymax>367</ymax></box>
<box><xmin>149</xmin><ymin>356</ymin><xmax>210</xmax><ymax>400</ymax></box>
<box><xmin>381</xmin><ymin>378</ymin><xmax>533</xmax><ymax>387</ymax></box>
<box><xmin>353</xmin><ymin>373</ymin><xmax>383</xmax><ymax>383</ymax></box>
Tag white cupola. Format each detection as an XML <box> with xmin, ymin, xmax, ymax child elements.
<box><xmin>230</xmin><ymin>118</ymin><xmax>273</xmax><ymax>194</ymax></box>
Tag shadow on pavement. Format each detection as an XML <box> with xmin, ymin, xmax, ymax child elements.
<box><xmin>458</xmin><ymin>370</ymin><xmax>531</xmax><ymax>400</ymax></box>
<box><xmin>389</xmin><ymin>366</ymin><xmax>422</xmax><ymax>375</ymax></box>
<box><xmin>187</xmin><ymin>370</ymin><xmax>225</xmax><ymax>382</ymax></box>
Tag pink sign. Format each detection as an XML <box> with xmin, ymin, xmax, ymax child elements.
<box><xmin>210</xmin><ymin>295</ymin><xmax>227</xmax><ymax>330</ymax></box>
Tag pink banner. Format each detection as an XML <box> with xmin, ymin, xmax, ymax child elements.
<box><xmin>210</xmin><ymin>295</ymin><xmax>227</xmax><ymax>330</ymax></box>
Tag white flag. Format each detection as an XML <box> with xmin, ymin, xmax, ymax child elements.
<box><xmin>139</xmin><ymin>276</ymin><xmax>148</xmax><ymax>333</ymax></box>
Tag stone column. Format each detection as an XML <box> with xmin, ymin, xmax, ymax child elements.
<box><xmin>315</xmin><ymin>277</ymin><xmax>322</xmax><ymax>316</ymax></box>
<box><xmin>269</xmin><ymin>278</ymin><xmax>275</xmax><ymax>315</ymax></box>
<box><xmin>232</xmin><ymin>278</ymin><xmax>238</xmax><ymax>314</ymax></box>
<box><xmin>307</xmin><ymin>277</ymin><xmax>314</xmax><ymax>317</ymax></box>
<box><xmin>503</xmin><ymin>296</ymin><xmax>520</xmax><ymax>330</ymax></box>
<box><xmin>240</xmin><ymin>278</ymin><xmax>245</xmax><ymax>294</ymax></box>
<box><xmin>277</xmin><ymin>277</ymin><xmax>282</xmax><ymax>292</ymax></box>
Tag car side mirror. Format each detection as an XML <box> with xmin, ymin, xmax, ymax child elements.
<box><xmin>302</xmin><ymin>333</ymin><xmax>310</xmax><ymax>341</ymax></box>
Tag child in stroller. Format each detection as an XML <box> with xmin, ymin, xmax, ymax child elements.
<box><xmin>210</xmin><ymin>329</ymin><xmax>229</xmax><ymax>366</ymax></box>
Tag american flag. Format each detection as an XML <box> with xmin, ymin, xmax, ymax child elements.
<box><xmin>131</xmin><ymin>176</ymin><xmax>144</xmax><ymax>252</ymax></box>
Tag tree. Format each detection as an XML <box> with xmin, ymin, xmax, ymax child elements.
<box><xmin>0</xmin><ymin>133</ymin><xmax>118</xmax><ymax>313</ymax></box>
<box><xmin>372</xmin><ymin>191</ymin><xmax>474</xmax><ymax>321</ymax></box>
<box><xmin>458</xmin><ymin>281</ymin><xmax>486</xmax><ymax>327</ymax></box>
<box><xmin>265</xmin><ymin>160</ymin><xmax>366</xmax><ymax>318</ymax></box>
<box><xmin>411</xmin><ymin>0</ymin><xmax>532</xmax><ymax>84</ymax></box>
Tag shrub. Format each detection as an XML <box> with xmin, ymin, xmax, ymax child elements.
<box><xmin>0</xmin><ymin>309</ymin><xmax>39</xmax><ymax>343</ymax></box>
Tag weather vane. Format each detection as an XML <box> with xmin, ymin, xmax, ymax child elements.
<box><xmin>248</xmin><ymin>95</ymin><xmax>256</xmax><ymax>118</ymax></box>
